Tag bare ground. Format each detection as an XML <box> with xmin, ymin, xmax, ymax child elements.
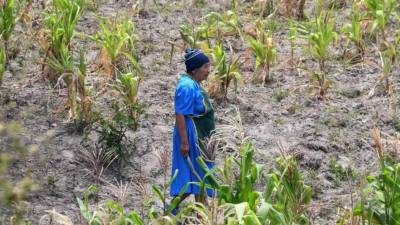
<box><xmin>1</xmin><ymin>0</ymin><xmax>400</xmax><ymax>224</ymax></box>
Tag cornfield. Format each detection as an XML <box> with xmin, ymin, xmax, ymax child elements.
<box><xmin>1</xmin><ymin>0</ymin><xmax>400</xmax><ymax>224</ymax></box>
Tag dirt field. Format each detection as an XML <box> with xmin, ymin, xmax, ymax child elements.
<box><xmin>1</xmin><ymin>0</ymin><xmax>399</xmax><ymax>224</ymax></box>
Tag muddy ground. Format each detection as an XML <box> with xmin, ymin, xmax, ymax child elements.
<box><xmin>1</xmin><ymin>0</ymin><xmax>400</xmax><ymax>224</ymax></box>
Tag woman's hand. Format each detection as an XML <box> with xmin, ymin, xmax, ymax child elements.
<box><xmin>180</xmin><ymin>142</ymin><xmax>189</xmax><ymax>156</ymax></box>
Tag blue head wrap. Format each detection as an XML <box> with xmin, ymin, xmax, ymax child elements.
<box><xmin>184</xmin><ymin>48</ymin><xmax>210</xmax><ymax>72</ymax></box>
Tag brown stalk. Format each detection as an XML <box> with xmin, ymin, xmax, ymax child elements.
<box><xmin>372</xmin><ymin>128</ymin><xmax>383</xmax><ymax>162</ymax></box>
<box><xmin>297</xmin><ymin>0</ymin><xmax>306</xmax><ymax>20</ymax></box>
<box><xmin>99</xmin><ymin>49</ymin><xmax>113</xmax><ymax>80</ymax></box>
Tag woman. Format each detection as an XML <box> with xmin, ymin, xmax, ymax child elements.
<box><xmin>170</xmin><ymin>48</ymin><xmax>215</xmax><ymax>205</ymax></box>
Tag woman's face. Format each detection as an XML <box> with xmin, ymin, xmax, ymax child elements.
<box><xmin>192</xmin><ymin>63</ymin><xmax>211</xmax><ymax>82</ymax></box>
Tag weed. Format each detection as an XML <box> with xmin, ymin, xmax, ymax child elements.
<box><xmin>392</xmin><ymin>115</ymin><xmax>400</xmax><ymax>132</ymax></box>
<box><xmin>328</xmin><ymin>156</ymin><xmax>357</xmax><ymax>187</ymax></box>
<box><xmin>94</xmin><ymin>102</ymin><xmax>141</xmax><ymax>164</ymax></box>
<box><xmin>273</xmin><ymin>118</ymin><xmax>287</xmax><ymax>126</ymax></box>
<box><xmin>272</xmin><ymin>87</ymin><xmax>289</xmax><ymax>102</ymax></box>
<box><xmin>77</xmin><ymin>144</ymin><xmax>116</xmax><ymax>183</ymax></box>
<box><xmin>46</xmin><ymin>175</ymin><xmax>58</xmax><ymax>194</ymax></box>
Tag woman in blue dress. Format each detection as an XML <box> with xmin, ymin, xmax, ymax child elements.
<box><xmin>170</xmin><ymin>49</ymin><xmax>215</xmax><ymax>207</ymax></box>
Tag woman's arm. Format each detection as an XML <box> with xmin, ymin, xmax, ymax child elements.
<box><xmin>176</xmin><ymin>114</ymin><xmax>189</xmax><ymax>156</ymax></box>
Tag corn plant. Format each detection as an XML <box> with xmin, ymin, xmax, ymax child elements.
<box><xmin>215</xmin><ymin>143</ymin><xmax>262</xmax><ymax>211</ymax></box>
<box><xmin>196</xmin><ymin>143</ymin><xmax>291</xmax><ymax>225</ymax></box>
<box><xmin>0</xmin><ymin>45</ymin><xmax>5</xmax><ymax>86</ymax></box>
<box><xmin>288</xmin><ymin>20</ymin><xmax>298</xmax><ymax>66</ymax></box>
<box><xmin>179</xmin><ymin>23</ymin><xmax>210</xmax><ymax>53</ymax></box>
<box><xmin>352</xmin><ymin>129</ymin><xmax>400</xmax><ymax>225</ymax></box>
<box><xmin>73</xmin><ymin>52</ymin><xmax>94</xmax><ymax>130</ymax></box>
<box><xmin>300</xmin><ymin>11</ymin><xmax>337</xmax><ymax>72</ymax></box>
<box><xmin>50</xmin><ymin>48</ymin><xmax>95</xmax><ymax>127</ymax></box>
<box><xmin>42</xmin><ymin>0</ymin><xmax>84</xmax><ymax>81</ymax></box>
<box><xmin>204</xmin><ymin>10</ymin><xmax>244</xmax><ymax>42</ymax></box>
<box><xmin>0</xmin><ymin>0</ymin><xmax>16</xmax><ymax>54</ymax></box>
<box><xmin>265</xmin><ymin>155</ymin><xmax>312</xmax><ymax>225</ymax></box>
<box><xmin>92</xmin><ymin>18</ymin><xmax>139</xmax><ymax>80</ymax></box>
<box><xmin>379</xmin><ymin>49</ymin><xmax>394</xmax><ymax>94</ymax></box>
<box><xmin>247</xmin><ymin>21</ymin><xmax>277</xmax><ymax>85</ymax></box>
<box><xmin>209</xmin><ymin>42</ymin><xmax>242</xmax><ymax>100</ymax></box>
<box><xmin>363</xmin><ymin>0</ymin><xmax>397</xmax><ymax>42</ymax></box>
<box><xmin>342</xmin><ymin>2</ymin><xmax>365</xmax><ymax>60</ymax></box>
<box><xmin>42</xmin><ymin>0</ymin><xmax>84</xmax><ymax>58</ymax></box>
<box><xmin>114</xmin><ymin>72</ymin><xmax>143</xmax><ymax>129</ymax></box>
<box><xmin>354</xmin><ymin>163</ymin><xmax>400</xmax><ymax>225</ymax></box>
<box><xmin>50</xmin><ymin>141</ymin><xmax>315</xmax><ymax>225</ymax></box>
<box><xmin>0</xmin><ymin>0</ymin><xmax>17</xmax><ymax>46</ymax></box>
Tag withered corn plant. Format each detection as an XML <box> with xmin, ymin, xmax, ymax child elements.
<box><xmin>208</xmin><ymin>42</ymin><xmax>242</xmax><ymax>101</ymax></box>
<box><xmin>0</xmin><ymin>44</ymin><xmax>5</xmax><ymax>86</ymax></box>
<box><xmin>281</xmin><ymin>0</ymin><xmax>306</xmax><ymax>20</ymax></box>
<box><xmin>50</xmin><ymin>48</ymin><xmax>94</xmax><ymax>124</ymax></box>
<box><xmin>379</xmin><ymin>48</ymin><xmax>395</xmax><ymax>94</ymax></box>
<box><xmin>247</xmin><ymin>20</ymin><xmax>277</xmax><ymax>85</ymax></box>
<box><xmin>311</xmin><ymin>72</ymin><xmax>332</xmax><ymax>100</ymax></box>
<box><xmin>73</xmin><ymin>52</ymin><xmax>95</xmax><ymax>129</ymax></box>
<box><xmin>92</xmin><ymin>17</ymin><xmax>139</xmax><ymax>80</ymax></box>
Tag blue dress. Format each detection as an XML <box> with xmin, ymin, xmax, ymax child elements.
<box><xmin>170</xmin><ymin>74</ymin><xmax>215</xmax><ymax>197</ymax></box>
